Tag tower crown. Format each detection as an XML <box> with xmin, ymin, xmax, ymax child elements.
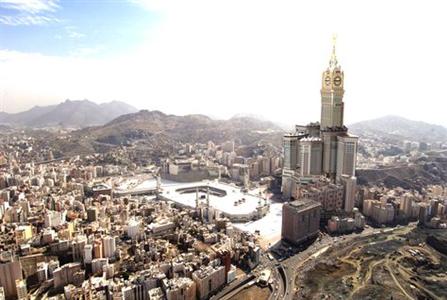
<box><xmin>322</xmin><ymin>35</ymin><xmax>344</xmax><ymax>90</ymax></box>
<box><xmin>320</xmin><ymin>35</ymin><xmax>345</xmax><ymax>129</ymax></box>
<box><xmin>329</xmin><ymin>34</ymin><xmax>339</xmax><ymax>70</ymax></box>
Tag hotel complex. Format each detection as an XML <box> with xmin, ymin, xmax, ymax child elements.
<box><xmin>281</xmin><ymin>40</ymin><xmax>358</xmax><ymax>213</ymax></box>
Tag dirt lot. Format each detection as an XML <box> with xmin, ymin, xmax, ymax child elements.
<box><xmin>229</xmin><ymin>285</ymin><xmax>271</xmax><ymax>300</ymax></box>
<box><xmin>294</xmin><ymin>227</ymin><xmax>447</xmax><ymax>299</ymax></box>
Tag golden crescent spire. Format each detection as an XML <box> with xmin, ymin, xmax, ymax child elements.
<box><xmin>329</xmin><ymin>33</ymin><xmax>338</xmax><ymax>69</ymax></box>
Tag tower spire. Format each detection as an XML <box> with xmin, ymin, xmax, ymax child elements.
<box><xmin>329</xmin><ymin>34</ymin><xmax>338</xmax><ymax>69</ymax></box>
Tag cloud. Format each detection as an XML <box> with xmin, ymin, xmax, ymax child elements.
<box><xmin>65</xmin><ymin>26</ymin><xmax>85</xmax><ymax>39</ymax></box>
<box><xmin>0</xmin><ymin>0</ymin><xmax>60</xmax><ymax>25</ymax></box>
<box><xmin>0</xmin><ymin>14</ymin><xmax>59</xmax><ymax>25</ymax></box>
<box><xmin>128</xmin><ymin>0</ymin><xmax>172</xmax><ymax>11</ymax></box>
<box><xmin>67</xmin><ymin>30</ymin><xmax>85</xmax><ymax>39</ymax></box>
<box><xmin>0</xmin><ymin>0</ymin><xmax>59</xmax><ymax>13</ymax></box>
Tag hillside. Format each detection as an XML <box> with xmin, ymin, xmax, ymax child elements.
<box><xmin>80</xmin><ymin>110</ymin><xmax>283</xmax><ymax>145</ymax></box>
<box><xmin>0</xmin><ymin>99</ymin><xmax>138</xmax><ymax>128</ymax></box>
<box><xmin>350</xmin><ymin>115</ymin><xmax>447</xmax><ymax>143</ymax></box>
<box><xmin>356</xmin><ymin>150</ymin><xmax>447</xmax><ymax>190</ymax></box>
<box><xmin>47</xmin><ymin>110</ymin><xmax>284</xmax><ymax>157</ymax></box>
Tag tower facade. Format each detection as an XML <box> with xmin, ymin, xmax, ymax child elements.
<box><xmin>336</xmin><ymin>135</ymin><xmax>358</xmax><ymax>179</ymax></box>
<box><xmin>320</xmin><ymin>41</ymin><xmax>345</xmax><ymax>129</ymax></box>
<box><xmin>283</xmin><ymin>134</ymin><xmax>299</xmax><ymax>170</ymax></box>
<box><xmin>299</xmin><ymin>137</ymin><xmax>323</xmax><ymax>177</ymax></box>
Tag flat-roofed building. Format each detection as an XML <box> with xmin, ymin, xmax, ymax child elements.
<box><xmin>282</xmin><ymin>198</ymin><xmax>321</xmax><ymax>244</ymax></box>
<box><xmin>15</xmin><ymin>279</ymin><xmax>27</xmax><ymax>300</ymax></box>
<box><xmin>163</xmin><ymin>277</ymin><xmax>196</xmax><ymax>300</ymax></box>
<box><xmin>192</xmin><ymin>265</ymin><xmax>225</xmax><ymax>300</ymax></box>
<box><xmin>0</xmin><ymin>259</ymin><xmax>23</xmax><ymax>299</ymax></box>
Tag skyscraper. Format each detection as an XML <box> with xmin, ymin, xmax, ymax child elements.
<box><xmin>281</xmin><ymin>38</ymin><xmax>358</xmax><ymax>212</ymax></box>
<box><xmin>0</xmin><ymin>259</ymin><xmax>23</xmax><ymax>298</ymax></box>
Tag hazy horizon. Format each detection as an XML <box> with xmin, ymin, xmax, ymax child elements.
<box><xmin>1</xmin><ymin>0</ymin><xmax>447</xmax><ymax>126</ymax></box>
<box><xmin>2</xmin><ymin>98</ymin><xmax>444</xmax><ymax>131</ymax></box>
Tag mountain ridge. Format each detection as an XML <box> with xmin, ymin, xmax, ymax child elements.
<box><xmin>80</xmin><ymin>109</ymin><xmax>283</xmax><ymax>144</ymax></box>
<box><xmin>0</xmin><ymin>100</ymin><xmax>138</xmax><ymax>128</ymax></box>
<box><xmin>349</xmin><ymin>115</ymin><xmax>447</xmax><ymax>143</ymax></box>
<box><xmin>45</xmin><ymin>109</ymin><xmax>284</xmax><ymax>157</ymax></box>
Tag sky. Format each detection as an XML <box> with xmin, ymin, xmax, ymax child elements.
<box><xmin>0</xmin><ymin>0</ymin><xmax>447</xmax><ymax>127</ymax></box>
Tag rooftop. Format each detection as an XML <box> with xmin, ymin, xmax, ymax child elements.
<box><xmin>161</xmin><ymin>180</ymin><xmax>265</xmax><ymax>217</ymax></box>
<box><xmin>287</xmin><ymin>198</ymin><xmax>322</xmax><ymax>211</ymax></box>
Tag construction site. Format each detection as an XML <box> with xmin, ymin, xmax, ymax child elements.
<box><xmin>294</xmin><ymin>227</ymin><xmax>447</xmax><ymax>299</ymax></box>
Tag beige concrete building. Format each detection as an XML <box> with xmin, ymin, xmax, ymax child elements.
<box><xmin>53</xmin><ymin>262</ymin><xmax>82</xmax><ymax>288</ymax></box>
<box><xmin>299</xmin><ymin>181</ymin><xmax>344</xmax><ymax>212</ymax></box>
<box><xmin>299</xmin><ymin>137</ymin><xmax>323</xmax><ymax>176</ymax></box>
<box><xmin>15</xmin><ymin>279</ymin><xmax>27</xmax><ymax>300</ymax></box>
<box><xmin>0</xmin><ymin>287</ymin><xmax>5</xmax><ymax>300</ymax></box>
<box><xmin>102</xmin><ymin>236</ymin><xmax>116</xmax><ymax>259</ymax></box>
<box><xmin>282</xmin><ymin>198</ymin><xmax>321</xmax><ymax>244</ymax></box>
<box><xmin>400</xmin><ymin>194</ymin><xmax>413</xmax><ymax>218</ymax></box>
<box><xmin>192</xmin><ymin>265</ymin><xmax>225</xmax><ymax>300</ymax></box>
<box><xmin>163</xmin><ymin>277</ymin><xmax>196</xmax><ymax>300</ymax></box>
<box><xmin>340</xmin><ymin>175</ymin><xmax>357</xmax><ymax>213</ymax></box>
<box><xmin>0</xmin><ymin>259</ymin><xmax>23</xmax><ymax>299</ymax></box>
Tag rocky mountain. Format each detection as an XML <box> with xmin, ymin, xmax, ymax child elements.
<box><xmin>49</xmin><ymin>110</ymin><xmax>284</xmax><ymax>156</ymax></box>
<box><xmin>357</xmin><ymin>151</ymin><xmax>447</xmax><ymax>191</ymax></box>
<box><xmin>0</xmin><ymin>100</ymin><xmax>138</xmax><ymax>128</ymax></box>
<box><xmin>350</xmin><ymin>115</ymin><xmax>447</xmax><ymax>143</ymax></box>
<box><xmin>82</xmin><ymin>110</ymin><xmax>283</xmax><ymax>145</ymax></box>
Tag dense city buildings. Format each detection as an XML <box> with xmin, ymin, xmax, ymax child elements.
<box><xmin>0</xmin><ymin>140</ymin><xmax>274</xmax><ymax>299</ymax></box>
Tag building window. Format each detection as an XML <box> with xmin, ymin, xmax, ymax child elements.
<box><xmin>345</xmin><ymin>142</ymin><xmax>355</xmax><ymax>153</ymax></box>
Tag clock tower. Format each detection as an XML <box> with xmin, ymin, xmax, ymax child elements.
<box><xmin>282</xmin><ymin>37</ymin><xmax>358</xmax><ymax>210</ymax></box>
<box><xmin>320</xmin><ymin>36</ymin><xmax>345</xmax><ymax>129</ymax></box>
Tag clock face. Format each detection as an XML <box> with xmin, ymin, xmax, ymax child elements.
<box><xmin>333</xmin><ymin>76</ymin><xmax>342</xmax><ymax>86</ymax></box>
<box><xmin>324</xmin><ymin>76</ymin><xmax>331</xmax><ymax>86</ymax></box>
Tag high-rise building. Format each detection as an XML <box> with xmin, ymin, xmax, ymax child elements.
<box><xmin>0</xmin><ymin>287</ymin><xmax>5</xmax><ymax>300</ymax></box>
<box><xmin>299</xmin><ymin>137</ymin><xmax>323</xmax><ymax>176</ymax></box>
<box><xmin>36</xmin><ymin>262</ymin><xmax>48</xmax><ymax>283</ymax></box>
<box><xmin>86</xmin><ymin>207</ymin><xmax>98</xmax><ymax>222</ymax></box>
<box><xmin>93</xmin><ymin>239</ymin><xmax>103</xmax><ymax>259</ymax></box>
<box><xmin>53</xmin><ymin>262</ymin><xmax>83</xmax><ymax>288</ymax></box>
<box><xmin>283</xmin><ymin>133</ymin><xmax>298</xmax><ymax>171</ymax></box>
<box><xmin>399</xmin><ymin>194</ymin><xmax>413</xmax><ymax>218</ymax></box>
<box><xmin>15</xmin><ymin>279</ymin><xmax>27</xmax><ymax>300</ymax></box>
<box><xmin>192</xmin><ymin>265</ymin><xmax>225</xmax><ymax>300</ymax></box>
<box><xmin>127</xmin><ymin>218</ymin><xmax>142</xmax><ymax>240</ymax></box>
<box><xmin>336</xmin><ymin>136</ymin><xmax>358</xmax><ymax>179</ymax></box>
<box><xmin>0</xmin><ymin>259</ymin><xmax>23</xmax><ymax>299</ymax></box>
<box><xmin>281</xmin><ymin>198</ymin><xmax>321</xmax><ymax>244</ymax></box>
<box><xmin>340</xmin><ymin>175</ymin><xmax>356</xmax><ymax>213</ymax></box>
<box><xmin>281</xmin><ymin>38</ymin><xmax>358</xmax><ymax>211</ymax></box>
<box><xmin>84</xmin><ymin>244</ymin><xmax>93</xmax><ymax>264</ymax></box>
<box><xmin>163</xmin><ymin>277</ymin><xmax>196</xmax><ymax>300</ymax></box>
<box><xmin>102</xmin><ymin>236</ymin><xmax>116</xmax><ymax>259</ymax></box>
